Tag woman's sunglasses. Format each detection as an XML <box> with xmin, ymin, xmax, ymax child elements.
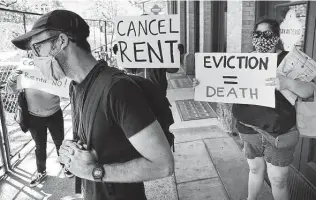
<box><xmin>252</xmin><ymin>30</ymin><xmax>275</xmax><ymax>39</ymax></box>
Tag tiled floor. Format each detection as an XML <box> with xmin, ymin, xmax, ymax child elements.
<box><xmin>175</xmin><ymin>99</ymin><xmax>217</xmax><ymax>121</ymax></box>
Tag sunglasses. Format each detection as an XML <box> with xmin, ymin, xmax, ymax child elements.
<box><xmin>252</xmin><ymin>30</ymin><xmax>275</xmax><ymax>39</ymax></box>
<box><xmin>31</xmin><ymin>36</ymin><xmax>59</xmax><ymax>57</ymax></box>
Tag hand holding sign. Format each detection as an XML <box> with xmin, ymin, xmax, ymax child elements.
<box><xmin>192</xmin><ymin>78</ymin><xmax>200</xmax><ymax>88</ymax></box>
<box><xmin>17</xmin><ymin>58</ymin><xmax>71</xmax><ymax>98</ymax></box>
<box><xmin>8</xmin><ymin>69</ymin><xmax>23</xmax><ymax>83</ymax></box>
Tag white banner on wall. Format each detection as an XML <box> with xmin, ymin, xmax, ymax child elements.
<box><xmin>280</xmin><ymin>9</ymin><xmax>303</xmax><ymax>51</ymax></box>
<box><xmin>194</xmin><ymin>53</ymin><xmax>278</xmax><ymax>108</ymax></box>
<box><xmin>115</xmin><ymin>14</ymin><xmax>180</xmax><ymax>69</ymax></box>
<box><xmin>17</xmin><ymin>58</ymin><xmax>71</xmax><ymax>98</ymax></box>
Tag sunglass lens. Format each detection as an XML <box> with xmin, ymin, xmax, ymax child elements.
<box><xmin>253</xmin><ymin>31</ymin><xmax>261</xmax><ymax>38</ymax></box>
<box><xmin>263</xmin><ymin>31</ymin><xmax>273</xmax><ymax>38</ymax></box>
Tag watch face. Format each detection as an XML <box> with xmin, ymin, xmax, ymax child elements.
<box><xmin>93</xmin><ymin>167</ymin><xmax>104</xmax><ymax>179</ymax></box>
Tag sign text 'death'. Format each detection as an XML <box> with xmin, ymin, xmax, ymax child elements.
<box><xmin>194</xmin><ymin>53</ymin><xmax>278</xmax><ymax>108</ymax></box>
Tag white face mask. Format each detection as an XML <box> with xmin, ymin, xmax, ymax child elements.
<box><xmin>33</xmin><ymin>50</ymin><xmax>66</xmax><ymax>81</ymax></box>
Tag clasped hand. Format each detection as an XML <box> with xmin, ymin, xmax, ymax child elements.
<box><xmin>59</xmin><ymin>140</ymin><xmax>97</xmax><ymax>180</ymax></box>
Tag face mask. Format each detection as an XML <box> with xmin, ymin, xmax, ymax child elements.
<box><xmin>33</xmin><ymin>49</ymin><xmax>66</xmax><ymax>81</ymax></box>
<box><xmin>252</xmin><ymin>35</ymin><xmax>279</xmax><ymax>53</ymax></box>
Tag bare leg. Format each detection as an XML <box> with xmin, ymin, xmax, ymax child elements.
<box><xmin>267</xmin><ymin>162</ymin><xmax>289</xmax><ymax>200</ymax></box>
<box><xmin>247</xmin><ymin>157</ymin><xmax>266</xmax><ymax>200</ymax></box>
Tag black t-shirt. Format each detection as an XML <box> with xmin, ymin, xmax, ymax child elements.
<box><xmin>234</xmin><ymin>51</ymin><xmax>289</xmax><ymax>134</ymax></box>
<box><xmin>72</xmin><ymin>64</ymin><xmax>156</xmax><ymax>200</ymax></box>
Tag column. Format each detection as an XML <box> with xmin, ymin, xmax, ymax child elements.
<box><xmin>226</xmin><ymin>0</ymin><xmax>243</xmax><ymax>53</ymax></box>
<box><xmin>183</xmin><ymin>0</ymin><xmax>196</xmax><ymax>75</ymax></box>
<box><xmin>178</xmin><ymin>0</ymin><xmax>186</xmax><ymax>67</ymax></box>
<box><xmin>199</xmin><ymin>0</ymin><xmax>212</xmax><ymax>53</ymax></box>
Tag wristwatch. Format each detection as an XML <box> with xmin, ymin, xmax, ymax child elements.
<box><xmin>92</xmin><ymin>163</ymin><xmax>105</xmax><ymax>182</ymax></box>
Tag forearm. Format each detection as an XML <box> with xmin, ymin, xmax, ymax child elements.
<box><xmin>287</xmin><ymin>79</ymin><xmax>315</xmax><ymax>99</ymax></box>
<box><xmin>82</xmin><ymin>155</ymin><xmax>173</xmax><ymax>183</ymax></box>
<box><xmin>101</xmin><ymin>156</ymin><xmax>173</xmax><ymax>183</ymax></box>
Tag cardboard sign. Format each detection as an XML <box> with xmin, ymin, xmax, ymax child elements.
<box><xmin>17</xmin><ymin>58</ymin><xmax>71</xmax><ymax>98</ymax></box>
<box><xmin>277</xmin><ymin>46</ymin><xmax>316</xmax><ymax>105</ymax></box>
<box><xmin>194</xmin><ymin>53</ymin><xmax>278</xmax><ymax>108</ymax></box>
<box><xmin>115</xmin><ymin>14</ymin><xmax>180</xmax><ymax>69</ymax></box>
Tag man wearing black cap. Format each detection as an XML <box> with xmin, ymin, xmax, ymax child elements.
<box><xmin>12</xmin><ymin>10</ymin><xmax>174</xmax><ymax>200</ymax></box>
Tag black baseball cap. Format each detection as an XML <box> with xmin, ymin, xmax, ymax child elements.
<box><xmin>12</xmin><ymin>9</ymin><xmax>90</xmax><ymax>50</ymax></box>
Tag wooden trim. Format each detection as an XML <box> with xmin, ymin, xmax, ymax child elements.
<box><xmin>305</xmin><ymin>1</ymin><xmax>316</xmax><ymax>58</ymax></box>
<box><xmin>274</xmin><ymin>1</ymin><xmax>308</xmax><ymax>9</ymax></box>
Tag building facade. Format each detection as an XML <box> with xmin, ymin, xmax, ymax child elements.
<box><xmin>168</xmin><ymin>0</ymin><xmax>316</xmax><ymax>189</ymax></box>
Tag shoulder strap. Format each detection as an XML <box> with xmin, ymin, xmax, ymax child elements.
<box><xmin>69</xmin><ymin>81</ymin><xmax>80</xmax><ymax>141</ymax></box>
<box><xmin>80</xmin><ymin>67</ymin><xmax>123</xmax><ymax>150</ymax></box>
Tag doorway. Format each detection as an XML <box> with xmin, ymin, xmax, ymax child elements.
<box><xmin>298</xmin><ymin>1</ymin><xmax>316</xmax><ymax>187</ymax></box>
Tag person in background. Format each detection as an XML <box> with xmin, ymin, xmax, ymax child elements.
<box><xmin>112</xmin><ymin>43</ymin><xmax>184</xmax><ymax>96</ymax></box>
<box><xmin>6</xmin><ymin>60</ymin><xmax>73</xmax><ymax>188</ymax></box>
<box><xmin>193</xmin><ymin>18</ymin><xmax>315</xmax><ymax>200</ymax></box>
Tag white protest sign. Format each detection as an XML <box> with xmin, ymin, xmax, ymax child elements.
<box><xmin>115</xmin><ymin>14</ymin><xmax>180</xmax><ymax>68</ymax></box>
<box><xmin>17</xmin><ymin>58</ymin><xmax>71</xmax><ymax>98</ymax></box>
<box><xmin>194</xmin><ymin>53</ymin><xmax>278</xmax><ymax>108</ymax></box>
<box><xmin>277</xmin><ymin>46</ymin><xmax>316</xmax><ymax>105</ymax></box>
<box><xmin>280</xmin><ymin>9</ymin><xmax>303</xmax><ymax>51</ymax></box>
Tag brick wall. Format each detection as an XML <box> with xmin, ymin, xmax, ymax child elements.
<box><xmin>241</xmin><ymin>1</ymin><xmax>256</xmax><ymax>53</ymax></box>
<box><xmin>223</xmin><ymin>1</ymin><xmax>256</xmax><ymax>133</ymax></box>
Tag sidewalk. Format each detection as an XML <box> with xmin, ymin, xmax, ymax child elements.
<box><xmin>0</xmin><ymin>69</ymin><xmax>273</xmax><ymax>200</ymax></box>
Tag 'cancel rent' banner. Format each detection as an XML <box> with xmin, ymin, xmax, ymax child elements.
<box><xmin>115</xmin><ymin>15</ymin><xmax>180</xmax><ymax>68</ymax></box>
<box><xmin>194</xmin><ymin>53</ymin><xmax>278</xmax><ymax>108</ymax></box>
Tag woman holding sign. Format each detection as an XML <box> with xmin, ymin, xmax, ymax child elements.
<box><xmin>194</xmin><ymin>19</ymin><xmax>315</xmax><ymax>200</ymax></box>
<box><xmin>233</xmin><ymin>19</ymin><xmax>316</xmax><ymax>200</ymax></box>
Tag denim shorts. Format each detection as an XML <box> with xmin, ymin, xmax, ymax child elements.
<box><xmin>239</xmin><ymin>128</ymin><xmax>299</xmax><ymax>167</ymax></box>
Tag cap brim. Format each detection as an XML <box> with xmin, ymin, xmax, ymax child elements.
<box><xmin>11</xmin><ymin>28</ymin><xmax>47</xmax><ymax>50</ymax></box>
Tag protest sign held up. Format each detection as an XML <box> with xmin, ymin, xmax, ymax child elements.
<box><xmin>17</xmin><ymin>58</ymin><xmax>71</xmax><ymax>98</ymax></box>
<box><xmin>194</xmin><ymin>53</ymin><xmax>278</xmax><ymax>108</ymax></box>
<box><xmin>115</xmin><ymin>14</ymin><xmax>180</xmax><ymax>69</ymax></box>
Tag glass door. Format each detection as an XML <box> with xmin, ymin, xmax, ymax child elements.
<box><xmin>299</xmin><ymin>1</ymin><xmax>316</xmax><ymax>186</ymax></box>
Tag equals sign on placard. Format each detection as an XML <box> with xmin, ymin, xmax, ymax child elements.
<box><xmin>223</xmin><ymin>76</ymin><xmax>238</xmax><ymax>84</ymax></box>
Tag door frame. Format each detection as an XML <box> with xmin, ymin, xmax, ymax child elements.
<box><xmin>271</xmin><ymin>0</ymin><xmax>311</xmax><ymax>171</ymax></box>
<box><xmin>297</xmin><ymin>1</ymin><xmax>316</xmax><ymax>187</ymax></box>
